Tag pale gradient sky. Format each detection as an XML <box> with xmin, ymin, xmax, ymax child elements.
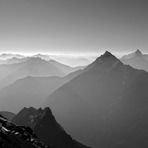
<box><xmin>0</xmin><ymin>0</ymin><xmax>148</xmax><ymax>56</ymax></box>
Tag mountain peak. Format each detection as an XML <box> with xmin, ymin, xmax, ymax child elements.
<box><xmin>99</xmin><ymin>51</ymin><xmax>117</xmax><ymax>61</ymax></box>
<box><xmin>103</xmin><ymin>51</ymin><xmax>114</xmax><ymax>56</ymax></box>
<box><xmin>121</xmin><ymin>49</ymin><xmax>143</xmax><ymax>60</ymax></box>
<box><xmin>90</xmin><ymin>51</ymin><xmax>120</xmax><ymax>69</ymax></box>
<box><xmin>43</xmin><ymin>107</ymin><xmax>52</xmax><ymax>114</ymax></box>
<box><xmin>135</xmin><ymin>49</ymin><xmax>142</xmax><ymax>55</ymax></box>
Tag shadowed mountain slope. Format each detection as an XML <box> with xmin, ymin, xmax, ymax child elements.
<box><xmin>12</xmin><ymin>107</ymin><xmax>91</xmax><ymax>148</ymax></box>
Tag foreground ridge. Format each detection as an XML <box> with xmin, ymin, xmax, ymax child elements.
<box><xmin>12</xmin><ymin>107</ymin><xmax>91</xmax><ymax>148</ymax></box>
<box><xmin>0</xmin><ymin>114</ymin><xmax>50</xmax><ymax>148</ymax></box>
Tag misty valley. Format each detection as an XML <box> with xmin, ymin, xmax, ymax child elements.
<box><xmin>0</xmin><ymin>50</ymin><xmax>148</xmax><ymax>148</ymax></box>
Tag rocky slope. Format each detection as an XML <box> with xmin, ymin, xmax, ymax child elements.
<box><xmin>0</xmin><ymin>114</ymin><xmax>50</xmax><ymax>148</ymax></box>
<box><xmin>12</xmin><ymin>107</ymin><xmax>91</xmax><ymax>148</ymax></box>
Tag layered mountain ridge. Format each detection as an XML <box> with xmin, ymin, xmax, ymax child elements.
<box><xmin>0</xmin><ymin>68</ymin><xmax>82</xmax><ymax>113</ymax></box>
<box><xmin>1</xmin><ymin>51</ymin><xmax>148</xmax><ymax>148</ymax></box>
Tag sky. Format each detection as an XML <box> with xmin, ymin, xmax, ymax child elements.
<box><xmin>0</xmin><ymin>0</ymin><xmax>148</xmax><ymax>57</ymax></box>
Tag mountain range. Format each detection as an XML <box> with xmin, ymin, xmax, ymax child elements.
<box><xmin>0</xmin><ymin>69</ymin><xmax>82</xmax><ymax>113</ymax></box>
<box><xmin>0</xmin><ymin>53</ymin><xmax>92</xmax><ymax>67</ymax></box>
<box><xmin>0</xmin><ymin>53</ymin><xmax>25</xmax><ymax>60</ymax></box>
<box><xmin>0</xmin><ymin>57</ymin><xmax>83</xmax><ymax>90</ymax></box>
<box><xmin>43</xmin><ymin>51</ymin><xmax>148</xmax><ymax>148</ymax></box>
<box><xmin>1</xmin><ymin>51</ymin><xmax>148</xmax><ymax>148</ymax></box>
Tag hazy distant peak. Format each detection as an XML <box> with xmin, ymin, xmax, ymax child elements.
<box><xmin>33</xmin><ymin>53</ymin><xmax>51</xmax><ymax>60</ymax></box>
<box><xmin>0</xmin><ymin>53</ymin><xmax>25</xmax><ymax>60</ymax></box>
<box><xmin>26</xmin><ymin>57</ymin><xmax>48</xmax><ymax>64</ymax></box>
<box><xmin>34</xmin><ymin>53</ymin><xmax>44</xmax><ymax>56</ymax></box>
<box><xmin>121</xmin><ymin>49</ymin><xmax>143</xmax><ymax>60</ymax></box>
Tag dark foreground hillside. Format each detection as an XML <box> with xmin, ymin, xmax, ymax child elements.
<box><xmin>0</xmin><ymin>114</ymin><xmax>50</xmax><ymax>148</ymax></box>
<box><xmin>12</xmin><ymin>107</ymin><xmax>91</xmax><ymax>148</ymax></box>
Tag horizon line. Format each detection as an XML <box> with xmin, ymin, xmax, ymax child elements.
<box><xmin>0</xmin><ymin>49</ymin><xmax>146</xmax><ymax>58</ymax></box>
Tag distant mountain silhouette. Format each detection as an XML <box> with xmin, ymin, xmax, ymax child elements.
<box><xmin>49</xmin><ymin>55</ymin><xmax>92</xmax><ymax>67</ymax></box>
<box><xmin>0</xmin><ymin>53</ymin><xmax>25</xmax><ymax>60</ymax></box>
<box><xmin>0</xmin><ymin>69</ymin><xmax>82</xmax><ymax>113</ymax></box>
<box><xmin>0</xmin><ymin>57</ymin><xmax>83</xmax><ymax>89</ymax></box>
<box><xmin>0</xmin><ymin>113</ymin><xmax>50</xmax><ymax>148</ymax></box>
<box><xmin>44</xmin><ymin>51</ymin><xmax>148</xmax><ymax>148</ymax></box>
<box><xmin>0</xmin><ymin>58</ymin><xmax>64</xmax><ymax>89</ymax></box>
<box><xmin>0</xmin><ymin>61</ymin><xmax>25</xmax><ymax>82</ymax></box>
<box><xmin>49</xmin><ymin>60</ymin><xmax>85</xmax><ymax>75</ymax></box>
<box><xmin>0</xmin><ymin>111</ymin><xmax>15</xmax><ymax>120</ymax></box>
<box><xmin>6</xmin><ymin>57</ymin><xmax>27</xmax><ymax>64</ymax></box>
<box><xmin>33</xmin><ymin>54</ymin><xmax>51</xmax><ymax>61</ymax></box>
<box><xmin>12</xmin><ymin>107</ymin><xmax>91</xmax><ymax>148</ymax></box>
<box><xmin>121</xmin><ymin>49</ymin><xmax>142</xmax><ymax>60</ymax></box>
<box><xmin>121</xmin><ymin>49</ymin><xmax>148</xmax><ymax>72</ymax></box>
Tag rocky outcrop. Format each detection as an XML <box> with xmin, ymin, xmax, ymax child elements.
<box><xmin>12</xmin><ymin>107</ymin><xmax>91</xmax><ymax>148</ymax></box>
<box><xmin>0</xmin><ymin>114</ymin><xmax>50</xmax><ymax>148</ymax></box>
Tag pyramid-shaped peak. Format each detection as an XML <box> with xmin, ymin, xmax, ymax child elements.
<box><xmin>135</xmin><ymin>49</ymin><xmax>142</xmax><ymax>55</ymax></box>
<box><xmin>103</xmin><ymin>51</ymin><xmax>114</xmax><ymax>56</ymax></box>
<box><xmin>100</xmin><ymin>51</ymin><xmax>117</xmax><ymax>59</ymax></box>
<box><xmin>92</xmin><ymin>51</ymin><xmax>119</xmax><ymax>66</ymax></box>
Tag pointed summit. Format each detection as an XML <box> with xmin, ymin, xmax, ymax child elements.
<box><xmin>93</xmin><ymin>51</ymin><xmax>118</xmax><ymax>63</ymax></box>
<box><xmin>100</xmin><ymin>51</ymin><xmax>117</xmax><ymax>59</ymax></box>
<box><xmin>99</xmin><ymin>51</ymin><xmax>118</xmax><ymax>61</ymax></box>
<box><xmin>103</xmin><ymin>51</ymin><xmax>114</xmax><ymax>56</ymax></box>
<box><xmin>121</xmin><ymin>49</ymin><xmax>143</xmax><ymax>60</ymax></box>
<box><xmin>90</xmin><ymin>51</ymin><xmax>120</xmax><ymax>69</ymax></box>
<box><xmin>135</xmin><ymin>49</ymin><xmax>142</xmax><ymax>56</ymax></box>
